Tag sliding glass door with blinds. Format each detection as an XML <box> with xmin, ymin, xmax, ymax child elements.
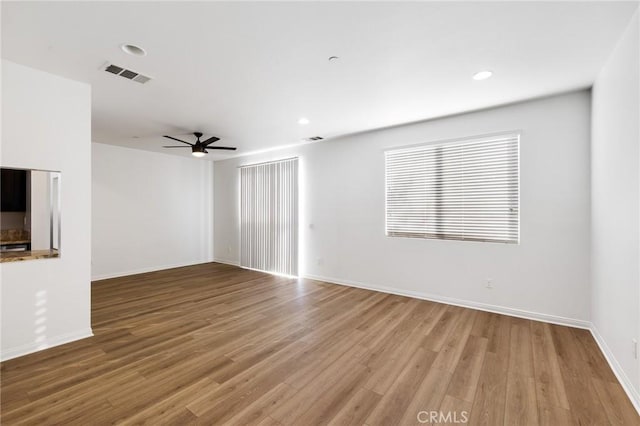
<box><xmin>385</xmin><ymin>133</ymin><xmax>519</xmax><ymax>244</ymax></box>
<box><xmin>240</xmin><ymin>157</ymin><xmax>299</xmax><ymax>276</ymax></box>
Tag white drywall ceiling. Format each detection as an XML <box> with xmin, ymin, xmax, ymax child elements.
<box><xmin>2</xmin><ymin>1</ymin><xmax>637</xmax><ymax>160</ymax></box>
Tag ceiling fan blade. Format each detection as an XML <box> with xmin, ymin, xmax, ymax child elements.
<box><xmin>162</xmin><ymin>146</ymin><xmax>190</xmax><ymax>148</ymax></box>
<box><xmin>163</xmin><ymin>135</ymin><xmax>193</xmax><ymax>146</ymax></box>
<box><xmin>206</xmin><ymin>146</ymin><xmax>237</xmax><ymax>151</ymax></box>
<box><xmin>202</xmin><ymin>136</ymin><xmax>220</xmax><ymax>146</ymax></box>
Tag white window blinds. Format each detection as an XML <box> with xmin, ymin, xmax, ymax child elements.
<box><xmin>240</xmin><ymin>157</ymin><xmax>299</xmax><ymax>276</ymax></box>
<box><xmin>385</xmin><ymin>133</ymin><xmax>519</xmax><ymax>244</ymax></box>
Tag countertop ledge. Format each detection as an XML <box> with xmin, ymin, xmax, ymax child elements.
<box><xmin>0</xmin><ymin>250</ymin><xmax>59</xmax><ymax>263</ymax></box>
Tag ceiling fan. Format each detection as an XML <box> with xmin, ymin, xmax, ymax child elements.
<box><xmin>163</xmin><ymin>132</ymin><xmax>236</xmax><ymax>157</ymax></box>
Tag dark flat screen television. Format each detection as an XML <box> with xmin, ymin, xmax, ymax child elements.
<box><xmin>1</xmin><ymin>168</ymin><xmax>28</xmax><ymax>212</ymax></box>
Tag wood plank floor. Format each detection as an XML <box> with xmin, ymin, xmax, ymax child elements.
<box><xmin>1</xmin><ymin>262</ymin><xmax>638</xmax><ymax>425</ymax></box>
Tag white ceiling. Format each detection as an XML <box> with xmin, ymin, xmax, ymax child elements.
<box><xmin>2</xmin><ymin>1</ymin><xmax>637</xmax><ymax>161</ymax></box>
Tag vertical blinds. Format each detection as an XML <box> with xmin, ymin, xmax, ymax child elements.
<box><xmin>240</xmin><ymin>157</ymin><xmax>299</xmax><ymax>276</ymax></box>
<box><xmin>385</xmin><ymin>133</ymin><xmax>519</xmax><ymax>244</ymax></box>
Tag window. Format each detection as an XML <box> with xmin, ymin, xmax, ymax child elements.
<box><xmin>385</xmin><ymin>133</ymin><xmax>519</xmax><ymax>244</ymax></box>
<box><xmin>240</xmin><ymin>157</ymin><xmax>299</xmax><ymax>276</ymax></box>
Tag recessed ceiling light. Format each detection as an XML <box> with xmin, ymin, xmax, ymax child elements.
<box><xmin>472</xmin><ymin>70</ymin><xmax>493</xmax><ymax>81</ymax></box>
<box><xmin>298</xmin><ymin>117</ymin><xmax>310</xmax><ymax>125</ymax></box>
<box><xmin>121</xmin><ymin>44</ymin><xmax>146</xmax><ymax>57</ymax></box>
<box><xmin>328</xmin><ymin>56</ymin><xmax>339</xmax><ymax>61</ymax></box>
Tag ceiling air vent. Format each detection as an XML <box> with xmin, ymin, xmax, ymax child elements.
<box><xmin>102</xmin><ymin>63</ymin><xmax>152</xmax><ymax>84</ymax></box>
<box><xmin>305</xmin><ymin>136</ymin><xmax>324</xmax><ymax>141</ymax></box>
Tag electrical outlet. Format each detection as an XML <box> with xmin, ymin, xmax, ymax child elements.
<box><xmin>317</xmin><ymin>258</ymin><xmax>324</xmax><ymax>266</ymax></box>
<box><xmin>633</xmin><ymin>339</ymin><xmax>638</xmax><ymax>359</ymax></box>
<box><xmin>227</xmin><ymin>245</ymin><xmax>232</xmax><ymax>254</ymax></box>
<box><xmin>485</xmin><ymin>278</ymin><xmax>493</xmax><ymax>289</ymax></box>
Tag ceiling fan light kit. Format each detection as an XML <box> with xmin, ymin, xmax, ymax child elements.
<box><xmin>192</xmin><ymin>146</ymin><xmax>206</xmax><ymax>157</ymax></box>
<box><xmin>161</xmin><ymin>132</ymin><xmax>237</xmax><ymax>157</ymax></box>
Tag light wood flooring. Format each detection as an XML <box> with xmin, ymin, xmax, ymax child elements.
<box><xmin>1</xmin><ymin>262</ymin><xmax>638</xmax><ymax>425</ymax></box>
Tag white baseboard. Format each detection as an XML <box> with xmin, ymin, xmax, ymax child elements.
<box><xmin>1</xmin><ymin>328</ymin><xmax>93</xmax><ymax>362</ymax></box>
<box><xmin>91</xmin><ymin>260</ymin><xmax>214</xmax><ymax>281</ymax></box>
<box><xmin>212</xmin><ymin>258</ymin><xmax>240</xmax><ymax>267</ymax></box>
<box><xmin>590</xmin><ymin>325</ymin><xmax>640</xmax><ymax>415</ymax></box>
<box><xmin>302</xmin><ymin>273</ymin><xmax>591</xmax><ymax>329</ymax></box>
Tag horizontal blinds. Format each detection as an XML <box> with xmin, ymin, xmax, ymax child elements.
<box><xmin>385</xmin><ymin>134</ymin><xmax>519</xmax><ymax>244</ymax></box>
<box><xmin>240</xmin><ymin>158</ymin><xmax>299</xmax><ymax>276</ymax></box>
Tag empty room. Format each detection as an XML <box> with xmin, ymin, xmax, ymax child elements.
<box><xmin>1</xmin><ymin>1</ymin><xmax>639</xmax><ymax>424</ymax></box>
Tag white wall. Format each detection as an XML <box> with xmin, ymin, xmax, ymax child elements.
<box><xmin>214</xmin><ymin>90</ymin><xmax>592</xmax><ymax>325</ymax></box>
<box><xmin>0</xmin><ymin>60</ymin><xmax>92</xmax><ymax>360</ymax></box>
<box><xmin>91</xmin><ymin>143</ymin><xmax>213</xmax><ymax>280</ymax></box>
<box><xmin>591</xmin><ymin>11</ymin><xmax>640</xmax><ymax>408</ymax></box>
<box><xmin>30</xmin><ymin>170</ymin><xmax>50</xmax><ymax>250</ymax></box>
